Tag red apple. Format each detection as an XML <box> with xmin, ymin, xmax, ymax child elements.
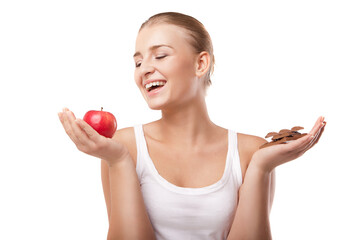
<box><xmin>83</xmin><ymin>107</ymin><xmax>117</xmax><ymax>138</ymax></box>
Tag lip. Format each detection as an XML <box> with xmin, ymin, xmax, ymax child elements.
<box><xmin>145</xmin><ymin>81</ymin><xmax>167</xmax><ymax>97</ymax></box>
<box><xmin>143</xmin><ymin>79</ymin><xmax>167</xmax><ymax>88</ymax></box>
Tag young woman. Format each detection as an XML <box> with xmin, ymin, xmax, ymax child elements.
<box><xmin>58</xmin><ymin>12</ymin><xmax>326</xmax><ymax>240</ymax></box>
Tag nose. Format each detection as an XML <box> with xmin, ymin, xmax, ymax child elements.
<box><xmin>139</xmin><ymin>59</ymin><xmax>155</xmax><ymax>79</ymax></box>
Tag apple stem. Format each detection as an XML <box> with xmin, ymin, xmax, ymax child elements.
<box><xmin>101</xmin><ymin>107</ymin><xmax>103</xmax><ymax>111</ymax></box>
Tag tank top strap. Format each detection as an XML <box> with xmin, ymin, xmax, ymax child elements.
<box><xmin>133</xmin><ymin>124</ymin><xmax>146</xmax><ymax>178</ymax></box>
<box><xmin>228</xmin><ymin>129</ymin><xmax>243</xmax><ymax>188</ymax></box>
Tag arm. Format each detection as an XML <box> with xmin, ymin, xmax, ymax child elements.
<box><xmin>101</xmin><ymin>159</ymin><xmax>112</xmax><ymax>223</ymax></box>
<box><xmin>227</xmin><ymin>162</ymin><xmax>274</xmax><ymax>240</ymax></box>
<box><xmin>58</xmin><ymin>108</ymin><xmax>155</xmax><ymax>240</ymax></box>
<box><xmin>106</xmin><ymin>154</ymin><xmax>155</xmax><ymax>240</ymax></box>
<box><xmin>227</xmin><ymin>117</ymin><xmax>326</xmax><ymax>240</ymax></box>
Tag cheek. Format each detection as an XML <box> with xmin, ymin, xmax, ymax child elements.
<box><xmin>167</xmin><ymin>57</ymin><xmax>196</xmax><ymax>79</ymax></box>
<box><xmin>134</xmin><ymin>71</ymin><xmax>142</xmax><ymax>88</ymax></box>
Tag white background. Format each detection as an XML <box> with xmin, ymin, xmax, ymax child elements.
<box><xmin>1</xmin><ymin>0</ymin><xmax>359</xmax><ymax>239</ymax></box>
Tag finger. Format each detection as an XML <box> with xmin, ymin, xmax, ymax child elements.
<box><xmin>312</xmin><ymin>121</ymin><xmax>326</xmax><ymax>145</ymax></box>
<box><xmin>58</xmin><ymin>112</ymin><xmax>69</xmax><ymax>135</ymax></box>
<box><xmin>305</xmin><ymin>121</ymin><xmax>326</xmax><ymax>151</ymax></box>
<box><xmin>306</xmin><ymin>128</ymin><xmax>321</xmax><ymax>150</ymax></box>
<box><xmin>300</xmin><ymin>121</ymin><xmax>325</xmax><ymax>153</ymax></box>
<box><xmin>58</xmin><ymin>111</ymin><xmax>64</xmax><ymax>124</ymax></box>
<box><xmin>61</xmin><ymin>108</ymin><xmax>78</xmax><ymax>143</ymax></box>
<box><xmin>75</xmin><ymin>118</ymin><xmax>101</xmax><ymax>142</ymax></box>
<box><xmin>58</xmin><ymin>108</ymin><xmax>68</xmax><ymax>125</ymax></box>
<box><xmin>65</xmin><ymin>110</ymin><xmax>90</xmax><ymax>146</ymax></box>
<box><xmin>308</xmin><ymin>116</ymin><xmax>325</xmax><ymax>137</ymax></box>
<box><xmin>281</xmin><ymin>117</ymin><xmax>325</xmax><ymax>156</ymax></box>
<box><xmin>284</xmin><ymin>132</ymin><xmax>313</xmax><ymax>153</ymax></box>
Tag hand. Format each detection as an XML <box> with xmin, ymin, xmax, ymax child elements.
<box><xmin>251</xmin><ymin>116</ymin><xmax>326</xmax><ymax>173</ymax></box>
<box><xmin>58</xmin><ymin>108</ymin><xmax>129</xmax><ymax>166</ymax></box>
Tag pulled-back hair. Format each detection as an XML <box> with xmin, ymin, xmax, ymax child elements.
<box><xmin>140</xmin><ymin>12</ymin><xmax>215</xmax><ymax>88</ymax></box>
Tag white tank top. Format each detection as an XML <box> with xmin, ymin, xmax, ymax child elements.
<box><xmin>134</xmin><ymin>125</ymin><xmax>243</xmax><ymax>240</ymax></box>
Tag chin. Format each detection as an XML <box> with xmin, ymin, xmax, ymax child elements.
<box><xmin>148</xmin><ymin>104</ymin><xmax>163</xmax><ymax>110</ymax></box>
<box><xmin>146</xmin><ymin>99</ymin><xmax>167</xmax><ymax>110</ymax></box>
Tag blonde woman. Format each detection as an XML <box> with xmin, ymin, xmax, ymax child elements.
<box><xmin>58</xmin><ymin>12</ymin><xmax>326</xmax><ymax>240</ymax></box>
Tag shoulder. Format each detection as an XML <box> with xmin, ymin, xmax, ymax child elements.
<box><xmin>237</xmin><ymin>133</ymin><xmax>267</xmax><ymax>156</ymax></box>
<box><xmin>112</xmin><ymin>126</ymin><xmax>138</xmax><ymax>166</ymax></box>
<box><xmin>236</xmin><ymin>132</ymin><xmax>267</xmax><ymax>177</ymax></box>
<box><xmin>113</xmin><ymin>126</ymin><xmax>136</xmax><ymax>143</ymax></box>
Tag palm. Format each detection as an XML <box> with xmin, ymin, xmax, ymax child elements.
<box><xmin>252</xmin><ymin>116</ymin><xmax>326</xmax><ymax>172</ymax></box>
<box><xmin>58</xmin><ymin>108</ymin><xmax>128</xmax><ymax>166</ymax></box>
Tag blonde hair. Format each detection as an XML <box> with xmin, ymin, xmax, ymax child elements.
<box><xmin>140</xmin><ymin>12</ymin><xmax>215</xmax><ymax>88</ymax></box>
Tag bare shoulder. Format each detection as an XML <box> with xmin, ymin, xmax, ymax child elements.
<box><xmin>236</xmin><ymin>132</ymin><xmax>268</xmax><ymax>178</ymax></box>
<box><xmin>112</xmin><ymin>127</ymin><xmax>137</xmax><ymax>166</ymax></box>
<box><xmin>113</xmin><ymin>127</ymin><xmax>136</xmax><ymax>142</ymax></box>
<box><xmin>237</xmin><ymin>133</ymin><xmax>267</xmax><ymax>155</ymax></box>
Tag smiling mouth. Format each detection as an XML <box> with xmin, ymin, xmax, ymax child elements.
<box><xmin>145</xmin><ymin>81</ymin><xmax>167</xmax><ymax>92</ymax></box>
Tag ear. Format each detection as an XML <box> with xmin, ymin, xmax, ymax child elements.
<box><xmin>195</xmin><ymin>51</ymin><xmax>210</xmax><ymax>78</ymax></box>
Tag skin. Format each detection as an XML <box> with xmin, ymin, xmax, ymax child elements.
<box><xmin>58</xmin><ymin>23</ymin><xmax>326</xmax><ymax>240</ymax></box>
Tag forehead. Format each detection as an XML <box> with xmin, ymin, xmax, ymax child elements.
<box><xmin>135</xmin><ymin>23</ymin><xmax>192</xmax><ymax>53</ymax></box>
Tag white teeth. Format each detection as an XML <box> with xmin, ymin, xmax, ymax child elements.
<box><xmin>145</xmin><ymin>81</ymin><xmax>166</xmax><ymax>91</ymax></box>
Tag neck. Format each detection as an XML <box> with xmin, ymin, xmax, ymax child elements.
<box><xmin>158</xmin><ymin>96</ymin><xmax>215</xmax><ymax>147</ymax></box>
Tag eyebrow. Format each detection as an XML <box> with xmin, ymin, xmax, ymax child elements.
<box><xmin>133</xmin><ymin>44</ymin><xmax>173</xmax><ymax>58</ymax></box>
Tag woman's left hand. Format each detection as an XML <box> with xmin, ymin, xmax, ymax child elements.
<box><xmin>251</xmin><ymin>116</ymin><xmax>326</xmax><ymax>173</ymax></box>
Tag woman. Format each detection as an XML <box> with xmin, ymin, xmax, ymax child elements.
<box><xmin>58</xmin><ymin>12</ymin><xmax>326</xmax><ymax>240</ymax></box>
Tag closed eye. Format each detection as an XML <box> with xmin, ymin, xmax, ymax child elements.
<box><xmin>135</xmin><ymin>55</ymin><xmax>167</xmax><ymax>68</ymax></box>
<box><xmin>155</xmin><ymin>55</ymin><xmax>167</xmax><ymax>60</ymax></box>
<box><xmin>135</xmin><ymin>61</ymin><xmax>142</xmax><ymax>68</ymax></box>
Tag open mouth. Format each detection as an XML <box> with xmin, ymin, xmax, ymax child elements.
<box><xmin>145</xmin><ymin>81</ymin><xmax>167</xmax><ymax>92</ymax></box>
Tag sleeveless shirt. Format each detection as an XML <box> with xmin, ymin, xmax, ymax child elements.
<box><xmin>134</xmin><ymin>125</ymin><xmax>243</xmax><ymax>240</ymax></box>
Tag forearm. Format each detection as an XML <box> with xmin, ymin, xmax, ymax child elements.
<box><xmin>227</xmin><ymin>163</ymin><xmax>272</xmax><ymax>240</ymax></box>
<box><xmin>107</xmin><ymin>154</ymin><xmax>155</xmax><ymax>240</ymax></box>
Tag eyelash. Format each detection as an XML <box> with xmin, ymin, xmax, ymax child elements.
<box><xmin>135</xmin><ymin>55</ymin><xmax>167</xmax><ymax>68</ymax></box>
<box><xmin>155</xmin><ymin>55</ymin><xmax>167</xmax><ymax>59</ymax></box>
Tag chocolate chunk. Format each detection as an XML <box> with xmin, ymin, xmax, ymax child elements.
<box><xmin>279</xmin><ymin>129</ymin><xmax>291</xmax><ymax>134</ymax></box>
<box><xmin>275</xmin><ymin>137</ymin><xmax>288</xmax><ymax>144</ymax></box>
<box><xmin>291</xmin><ymin>126</ymin><xmax>304</xmax><ymax>131</ymax></box>
<box><xmin>272</xmin><ymin>132</ymin><xmax>294</xmax><ymax>140</ymax></box>
<box><xmin>259</xmin><ymin>126</ymin><xmax>307</xmax><ymax>149</ymax></box>
<box><xmin>265</xmin><ymin>132</ymin><xmax>278</xmax><ymax>138</ymax></box>
<box><xmin>283</xmin><ymin>133</ymin><xmax>307</xmax><ymax>142</ymax></box>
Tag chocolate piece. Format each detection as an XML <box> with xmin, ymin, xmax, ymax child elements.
<box><xmin>260</xmin><ymin>137</ymin><xmax>288</xmax><ymax>149</ymax></box>
<box><xmin>274</xmin><ymin>137</ymin><xmax>288</xmax><ymax>144</ymax></box>
<box><xmin>272</xmin><ymin>132</ymin><xmax>292</xmax><ymax>140</ymax></box>
<box><xmin>279</xmin><ymin>129</ymin><xmax>291</xmax><ymax>134</ymax></box>
<box><xmin>291</xmin><ymin>126</ymin><xmax>304</xmax><ymax>131</ymax></box>
<box><xmin>272</xmin><ymin>131</ymin><xmax>301</xmax><ymax>140</ymax></box>
<box><xmin>265</xmin><ymin>132</ymin><xmax>278</xmax><ymax>138</ymax></box>
<box><xmin>283</xmin><ymin>133</ymin><xmax>307</xmax><ymax>142</ymax></box>
<box><xmin>259</xmin><ymin>126</ymin><xmax>307</xmax><ymax>149</ymax></box>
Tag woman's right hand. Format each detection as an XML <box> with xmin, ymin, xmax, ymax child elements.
<box><xmin>58</xmin><ymin>108</ymin><xmax>129</xmax><ymax>167</ymax></box>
